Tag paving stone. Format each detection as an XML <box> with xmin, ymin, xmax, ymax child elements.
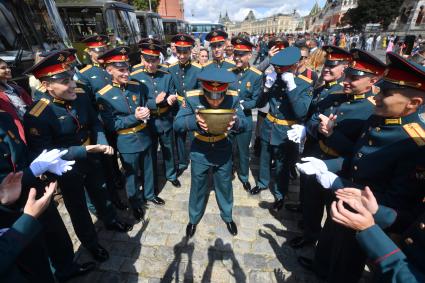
<box><xmin>143</xmin><ymin>231</ymin><xmax>168</xmax><ymax>246</ymax></box>
<box><xmin>243</xmin><ymin>254</ymin><xmax>269</xmax><ymax>270</ymax></box>
<box><xmin>249</xmin><ymin>271</ymin><xmax>272</xmax><ymax>283</ymax></box>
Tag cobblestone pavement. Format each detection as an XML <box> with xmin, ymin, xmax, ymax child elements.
<box><xmin>57</xmin><ymin>125</ymin><xmax>323</xmax><ymax>283</ymax></box>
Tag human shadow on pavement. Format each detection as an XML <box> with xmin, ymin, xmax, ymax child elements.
<box><xmin>201</xmin><ymin>238</ymin><xmax>246</xmax><ymax>283</ymax></box>
<box><xmin>161</xmin><ymin>236</ymin><xmax>194</xmax><ymax>283</ymax></box>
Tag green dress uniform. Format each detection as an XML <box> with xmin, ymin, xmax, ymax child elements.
<box><xmin>313</xmin><ymin>52</ymin><xmax>425</xmax><ymax>283</ymax></box>
<box><xmin>131</xmin><ymin>43</ymin><xmax>179</xmax><ymax>187</ymax></box>
<box><xmin>0</xmin><ymin>110</ymin><xmax>93</xmax><ymax>282</ymax></box>
<box><xmin>300</xmin><ymin>49</ymin><xmax>384</xmax><ymax>247</ymax></box>
<box><xmin>168</xmin><ymin>34</ymin><xmax>203</xmax><ymax>173</ymax></box>
<box><xmin>173</xmin><ymin>68</ymin><xmax>246</xmax><ymax>235</ymax></box>
<box><xmin>228</xmin><ymin>37</ymin><xmax>263</xmax><ymax>189</ymax></box>
<box><xmin>253</xmin><ymin>47</ymin><xmax>312</xmax><ymax>203</ymax></box>
<box><xmin>96</xmin><ymin>71</ymin><xmax>155</xmax><ymax>210</ymax></box>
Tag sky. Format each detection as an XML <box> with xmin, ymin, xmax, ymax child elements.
<box><xmin>183</xmin><ymin>0</ymin><xmax>327</xmax><ymax>23</ymax></box>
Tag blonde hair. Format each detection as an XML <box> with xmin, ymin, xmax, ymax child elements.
<box><xmin>306</xmin><ymin>48</ymin><xmax>326</xmax><ymax>73</ymax></box>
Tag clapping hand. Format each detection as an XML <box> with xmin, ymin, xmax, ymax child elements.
<box><xmin>330</xmin><ymin>198</ymin><xmax>375</xmax><ymax>231</ymax></box>
<box><xmin>335</xmin><ymin>186</ymin><xmax>378</xmax><ymax>214</ymax></box>
<box><xmin>86</xmin><ymin>144</ymin><xmax>114</xmax><ymax>155</ymax></box>
<box><xmin>0</xmin><ymin>172</ymin><xmax>23</xmax><ymax>205</ymax></box>
<box><xmin>166</xmin><ymin>94</ymin><xmax>177</xmax><ymax>106</ymax></box>
<box><xmin>135</xmin><ymin>107</ymin><xmax>150</xmax><ymax>120</ymax></box>
<box><xmin>318</xmin><ymin>113</ymin><xmax>337</xmax><ymax>137</ymax></box>
<box><xmin>30</xmin><ymin>149</ymin><xmax>75</xmax><ymax>176</ymax></box>
<box><xmin>155</xmin><ymin>91</ymin><xmax>167</xmax><ymax>104</ymax></box>
<box><xmin>23</xmin><ymin>182</ymin><xmax>57</xmax><ymax>219</ymax></box>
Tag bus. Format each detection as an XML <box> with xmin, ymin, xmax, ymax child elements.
<box><xmin>136</xmin><ymin>11</ymin><xmax>165</xmax><ymax>42</ymax></box>
<box><xmin>55</xmin><ymin>0</ymin><xmax>142</xmax><ymax>64</ymax></box>
<box><xmin>0</xmin><ymin>0</ymin><xmax>71</xmax><ymax>88</ymax></box>
<box><xmin>189</xmin><ymin>22</ymin><xmax>224</xmax><ymax>43</ymax></box>
<box><xmin>162</xmin><ymin>18</ymin><xmax>189</xmax><ymax>43</ymax></box>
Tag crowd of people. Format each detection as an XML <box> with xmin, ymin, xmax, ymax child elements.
<box><xmin>0</xmin><ymin>27</ymin><xmax>424</xmax><ymax>283</ymax></box>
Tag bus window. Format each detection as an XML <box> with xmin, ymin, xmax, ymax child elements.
<box><xmin>128</xmin><ymin>11</ymin><xmax>141</xmax><ymax>43</ymax></box>
<box><xmin>138</xmin><ymin>15</ymin><xmax>148</xmax><ymax>38</ymax></box>
<box><xmin>105</xmin><ymin>9</ymin><xmax>133</xmax><ymax>45</ymax></box>
<box><xmin>59</xmin><ymin>7</ymin><xmax>104</xmax><ymax>41</ymax></box>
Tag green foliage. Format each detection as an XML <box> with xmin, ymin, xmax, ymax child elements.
<box><xmin>132</xmin><ymin>0</ymin><xmax>159</xmax><ymax>11</ymax></box>
<box><xmin>342</xmin><ymin>0</ymin><xmax>404</xmax><ymax>31</ymax></box>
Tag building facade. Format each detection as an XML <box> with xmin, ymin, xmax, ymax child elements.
<box><xmin>158</xmin><ymin>0</ymin><xmax>184</xmax><ymax>19</ymax></box>
<box><xmin>222</xmin><ymin>10</ymin><xmax>304</xmax><ymax>35</ymax></box>
<box><xmin>387</xmin><ymin>0</ymin><xmax>425</xmax><ymax>35</ymax></box>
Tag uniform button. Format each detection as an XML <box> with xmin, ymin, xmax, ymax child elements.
<box><xmin>339</xmin><ymin>112</ymin><xmax>343</xmax><ymax>115</ymax></box>
<box><xmin>182</xmin><ymin>75</ymin><xmax>185</xmax><ymax>78</ymax></box>
<box><xmin>357</xmin><ymin>152</ymin><xmax>363</xmax><ymax>158</ymax></box>
<box><xmin>239</xmin><ymin>80</ymin><xmax>242</xmax><ymax>83</ymax></box>
<box><xmin>405</xmin><ymin>237</ymin><xmax>414</xmax><ymax>245</ymax></box>
<box><xmin>420</xmin><ymin>223</ymin><xmax>425</xmax><ymax>229</ymax></box>
<box><xmin>368</xmin><ymin>140</ymin><xmax>373</xmax><ymax>146</ymax></box>
<box><xmin>353</xmin><ymin>165</ymin><xmax>358</xmax><ymax>170</ymax></box>
<box><xmin>375</xmin><ymin>127</ymin><xmax>381</xmax><ymax>132</ymax></box>
<box><xmin>346</xmin><ymin>101</ymin><xmax>351</xmax><ymax>104</ymax></box>
<box><xmin>238</xmin><ymin>89</ymin><xmax>240</xmax><ymax>91</ymax></box>
<box><xmin>155</xmin><ymin>90</ymin><xmax>158</xmax><ymax>93</ymax></box>
<box><xmin>361</xmin><ymin>133</ymin><xmax>366</xmax><ymax>138</ymax></box>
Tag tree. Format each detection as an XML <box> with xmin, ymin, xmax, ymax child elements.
<box><xmin>342</xmin><ymin>0</ymin><xmax>404</xmax><ymax>31</ymax></box>
<box><xmin>131</xmin><ymin>0</ymin><xmax>160</xmax><ymax>12</ymax></box>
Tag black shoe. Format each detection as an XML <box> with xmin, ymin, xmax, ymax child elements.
<box><xmin>225</xmin><ymin>221</ymin><xmax>238</xmax><ymax>236</ymax></box>
<box><xmin>177</xmin><ymin>168</ymin><xmax>186</xmax><ymax>177</ymax></box>
<box><xmin>242</xmin><ymin>181</ymin><xmax>251</xmax><ymax>192</ymax></box>
<box><xmin>149</xmin><ymin>196</ymin><xmax>165</xmax><ymax>206</ymax></box>
<box><xmin>112</xmin><ymin>197</ymin><xmax>128</xmax><ymax>211</ymax></box>
<box><xmin>249</xmin><ymin>186</ymin><xmax>263</xmax><ymax>195</ymax></box>
<box><xmin>285</xmin><ymin>203</ymin><xmax>302</xmax><ymax>213</ymax></box>
<box><xmin>133</xmin><ymin>206</ymin><xmax>145</xmax><ymax>222</ymax></box>
<box><xmin>169</xmin><ymin>179</ymin><xmax>181</xmax><ymax>188</ymax></box>
<box><xmin>186</xmin><ymin>223</ymin><xmax>197</xmax><ymax>238</ymax></box>
<box><xmin>55</xmin><ymin>262</ymin><xmax>96</xmax><ymax>282</ymax></box>
<box><xmin>272</xmin><ymin>199</ymin><xmax>284</xmax><ymax>211</ymax></box>
<box><xmin>105</xmin><ymin>220</ymin><xmax>133</xmax><ymax>232</ymax></box>
<box><xmin>87</xmin><ymin>244</ymin><xmax>109</xmax><ymax>262</ymax></box>
<box><xmin>297</xmin><ymin>256</ymin><xmax>313</xmax><ymax>271</ymax></box>
<box><xmin>289</xmin><ymin>236</ymin><xmax>314</xmax><ymax>249</ymax></box>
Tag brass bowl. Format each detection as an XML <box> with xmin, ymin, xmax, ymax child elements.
<box><xmin>198</xmin><ymin>109</ymin><xmax>236</xmax><ymax>135</ymax></box>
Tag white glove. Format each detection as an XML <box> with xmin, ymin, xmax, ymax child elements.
<box><xmin>47</xmin><ymin>158</ymin><xmax>75</xmax><ymax>176</ymax></box>
<box><xmin>296</xmin><ymin>157</ymin><xmax>328</xmax><ymax>175</ymax></box>
<box><xmin>316</xmin><ymin>171</ymin><xmax>339</xmax><ymax>189</ymax></box>
<box><xmin>30</xmin><ymin>149</ymin><xmax>73</xmax><ymax>176</ymax></box>
<box><xmin>287</xmin><ymin>124</ymin><xmax>306</xmax><ymax>143</ymax></box>
<box><xmin>281</xmin><ymin>72</ymin><xmax>296</xmax><ymax>91</ymax></box>
<box><xmin>265</xmin><ymin>71</ymin><xmax>277</xmax><ymax>88</ymax></box>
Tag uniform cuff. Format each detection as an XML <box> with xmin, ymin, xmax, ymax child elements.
<box><xmin>374</xmin><ymin>205</ymin><xmax>397</xmax><ymax>229</ymax></box>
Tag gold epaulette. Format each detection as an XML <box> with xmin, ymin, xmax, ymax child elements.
<box><xmin>132</xmin><ymin>63</ymin><xmax>143</xmax><ymax>69</ymax></box>
<box><xmin>330</xmin><ymin>91</ymin><xmax>345</xmax><ymax>95</ymax></box>
<box><xmin>168</xmin><ymin>62</ymin><xmax>179</xmax><ymax>68</ymax></box>
<box><xmin>203</xmin><ymin>61</ymin><xmax>213</xmax><ymax>67</ymax></box>
<box><xmin>79</xmin><ymin>65</ymin><xmax>92</xmax><ymax>73</ymax></box>
<box><xmin>403</xmin><ymin>123</ymin><xmax>425</xmax><ymax>146</ymax></box>
<box><xmin>297</xmin><ymin>74</ymin><xmax>313</xmax><ymax>84</ymax></box>
<box><xmin>29</xmin><ymin>98</ymin><xmax>50</xmax><ymax>117</ymax></box>
<box><xmin>226</xmin><ymin>90</ymin><xmax>238</xmax><ymax>96</ymax></box>
<box><xmin>98</xmin><ymin>84</ymin><xmax>113</xmax><ymax>96</ymax></box>
<box><xmin>74</xmin><ymin>88</ymin><xmax>85</xmax><ymax>94</ymax></box>
<box><xmin>157</xmin><ymin>69</ymin><xmax>170</xmax><ymax>74</ymax></box>
<box><xmin>36</xmin><ymin>85</ymin><xmax>47</xmax><ymax>93</ymax></box>
<box><xmin>227</xmin><ymin>67</ymin><xmax>238</xmax><ymax>72</ymax></box>
<box><xmin>127</xmin><ymin>80</ymin><xmax>140</xmax><ymax>85</ymax></box>
<box><xmin>367</xmin><ymin>96</ymin><xmax>376</xmax><ymax>105</ymax></box>
<box><xmin>130</xmin><ymin>69</ymin><xmax>145</xmax><ymax>76</ymax></box>
<box><xmin>159</xmin><ymin>63</ymin><xmax>169</xmax><ymax>69</ymax></box>
<box><xmin>372</xmin><ymin>85</ymin><xmax>380</xmax><ymax>95</ymax></box>
<box><xmin>249</xmin><ymin>66</ymin><xmax>262</xmax><ymax>75</ymax></box>
<box><xmin>191</xmin><ymin>62</ymin><xmax>202</xmax><ymax>69</ymax></box>
<box><xmin>186</xmin><ymin>89</ymin><xmax>203</xmax><ymax>97</ymax></box>
<box><xmin>225</xmin><ymin>58</ymin><xmax>235</xmax><ymax>65</ymax></box>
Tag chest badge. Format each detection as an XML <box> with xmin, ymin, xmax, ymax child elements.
<box><xmin>91</xmin><ymin>76</ymin><xmax>97</xmax><ymax>79</ymax></box>
<box><xmin>112</xmin><ymin>96</ymin><xmax>119</xmax><ymax>100</ymax></box>
<box><xmin>246</xmin><ymin>81</ymin><xmax>251</xmax><ymax>90</ymax></box>
<box><xmin>29</xmin><ymin>128</ymin><xmax>40</xmax><ymax>136</ymax></box>
<box><xmin>132</xmin><ymin>95</ymin><xmax>137</xmax><ymax>102</ymax></box>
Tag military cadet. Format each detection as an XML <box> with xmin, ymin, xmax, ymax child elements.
<box><xmin>297</xmin><ymin>52</ymin><xmax>425</xmax><ymax>283</ymax></box>
<box><xmin>132</xmin><ymin>38</ymin><xmax>168</xmax><ymax>72</ymax></box>
<box><xmin>249</xmin><ymin>47</ymin><xmax>313</xmax><ymax>212</ymax></box>
<box><xmin>174</xmin><ymin>68</ymin><xmax>246</xmax><ymax>238</ymax></box>
<box><xmin>78</xmin><ymin>35</ymin><xmax>111</xmax><ymax>100</ymax></box>
<box><xmin>131</xmin><ymin>40</ymin><xmax>181</xmax><ymax>189</ymax></box>
<box><xmin>228</xmin><ymin>36</ymin><xmax>262</xmax><ymax>192</ymax></box>
<box><xmin>289</xmin><ymin>48</ymin><xmax>384</xmax><ymax>250</ymax></box>
<box><xmin>23</xmin><ymin>50</ymin><xmax>132</xmax><ymax>263</ymax></box>
<box><xmin>0</xmin><ymin>111</ymin><xmax>96</xmax><ymax>282</ymax></box>
<box><xmin>96</xmin><ymin>47</ymin><xmax>160</xmax><ymax>221</ymax></box>
<box><xmin>203</xmin><ymin>30</ymin><xmax>235</xmax><ymax>70</ymax></box>
<box><xmin>168</xmin><ymin>34</ymin><xmax>203</xmax><ymax>176</ymax></box>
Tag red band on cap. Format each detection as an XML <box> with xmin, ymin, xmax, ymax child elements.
<box><xmin>351</xmin><ymin>60</ymin><xmax>385</xmax><ymax>75</ymax></box>
<box><xmin>104</xmin><ymin>55</ymin><xmax>129</xmax><ymax>64</ymax></box>
<box><xmin>142</xmin><ymin>49</ymin><xmax>161</xmax><ymax>56</ymax></box>
<box><xmin>327</xmin><ymin>53</ymin><xmax>351</xmax><ymax>61</ymax></box>
<box><xmin>234</xmin><ymin>44</ymin><xmax>251</xmax><ymax>51</ymax></box>
<box><xmin>86</xmin><ymin>42</ymin><xmax>107</xmax><ymax>48</ymax></box>
<box><xmin>210</xmin><ymin>36</ymin><xmax>225</xmax><ymax>43</ymax></box>
<box><xmin>384</xmin><ymin>67</ymin><xmax>425</xmax><ymax>91</ymax></box>
<box><xmin>275</xmin><ymin>43</ymin><xmax>285</xmax><ymax>50</ymax></box>
<box><xmin>175</xmin><ymin>41</ymin><xmax>192</xmax><ymax>47</ymax></box>
<box><xmin>201</xmin><ymin>81</ymin><xmax>228</xmax><ymax>92</ymax></box>
<box><xmin>33</xmin><ymin>63</ymin><xmax>70</xmax><ymax>79</ymax></box>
